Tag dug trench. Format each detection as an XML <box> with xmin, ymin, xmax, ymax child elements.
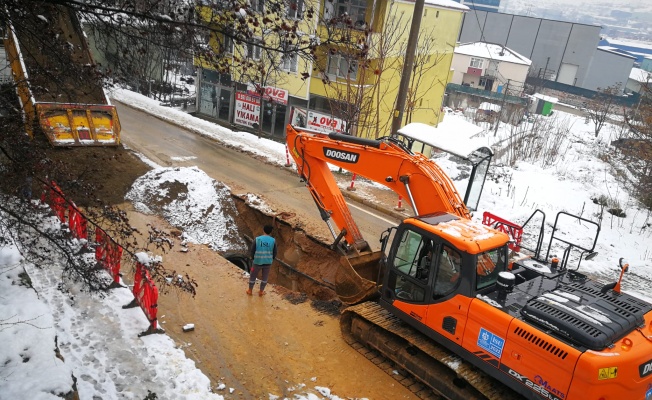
<box><xmin>225</xmin><ymin>194</ymin><xmax>344</xmax><ymax>308</ymax></box>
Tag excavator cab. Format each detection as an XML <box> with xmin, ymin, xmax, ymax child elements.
<box><xmin>379</xmin><ymin>215</ymin><xmax>509</xmax><ymax>307</ymax></box>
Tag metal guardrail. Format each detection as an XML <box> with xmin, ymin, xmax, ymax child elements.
<box><xmin>446</xmin><ymin>83</ymin><xmax>529</xmax><ymax>106</ymax></box>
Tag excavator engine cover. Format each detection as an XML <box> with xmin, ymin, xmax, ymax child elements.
<box><xmin>520</xmin><ymin>280</ymin><xmax>652</xmax><ymax>350</ymax></box>
<box><xmin>335</xmin><ymin>251</ymin><xmax>383</xmax><ymax>305</ymax></box>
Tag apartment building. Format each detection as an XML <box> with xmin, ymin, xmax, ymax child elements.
<box><xmin>195</xmin><ymin>0</ymin><xmax>468</xmax><ymax>139</ymax></box>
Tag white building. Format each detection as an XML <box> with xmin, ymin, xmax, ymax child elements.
<box><xmin>626</xmin><ymin>68</ymin><xmax>651</xmax><ymax>95</ymax></box>
<box><xmin>450</xmin><ymin>42</ymin><xmax>531</xmax><ymax>93</ymax></box>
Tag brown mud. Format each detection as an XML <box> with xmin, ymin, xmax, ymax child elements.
<box><xmin>124</xmin><ymin>205</ymin><xmax>416</xmax><ymax>399</ymax></box>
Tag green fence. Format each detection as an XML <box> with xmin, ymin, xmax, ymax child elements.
<box><xmin>526</xmin><ymin>77</ymin><xmax>640</xmax><ymax>108</ymax></box>
<box><xmin>446</xmin><ymin>83</ymin><xmax>529</xmax><ymax>106</ymax></box>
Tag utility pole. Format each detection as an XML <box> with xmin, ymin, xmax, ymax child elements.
<box><xmin>391</xmin><ymin>0</ymin><xmax>425</xmax><ymax>135</ymax></box>
<box><xmin>494</xmin><ymin>79</ymin><xmax>510</xmax><ymax>136</ymax></box>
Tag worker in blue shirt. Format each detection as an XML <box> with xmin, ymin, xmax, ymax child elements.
<box><xmin>247</xmin><ymin>225</ymin><xmax>277</xmax><ymax>296</ymax></box>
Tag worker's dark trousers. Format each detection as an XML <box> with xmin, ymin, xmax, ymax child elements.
<box><xmin>249</xmin><ymin>264</ymin><xmax>271</xmax><ymax>291</ymax></box>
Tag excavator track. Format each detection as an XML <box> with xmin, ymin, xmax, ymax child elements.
<box><xmin>341</xmin><ymin>302</ymin><xmax>522</xmax><ymax>400</ymax></box>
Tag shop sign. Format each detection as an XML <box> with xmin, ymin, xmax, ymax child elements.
<box><xmin>307</xmin><ymin>110</ymin><xmax>346</xmax><ymax>133</ymax></box>
<box><xmin>247</xmin><ymin>84</ymin><xmax>288</xmax><ymax>105</ymax></box>
<box><xmin>234</xmin><ymin>92</ymin><xmax>260</xmax><ymax>128</ymax></box>
<box><xmin>290</xmin><ymin>106</ymin><xmax>308</xmax><ymax>127</ymax></box>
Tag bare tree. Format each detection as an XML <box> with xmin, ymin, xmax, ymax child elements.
<box><xmin>348</xmin><ymin>7</ymin><xmax>408</xmax><ymax>137</ymax></box>
<box><xmin>586</xmin><ymin>84</ymin><xmax>622</xmax><ymax>137</ymax></box>
<box><xmin>2</xmin><ymin>0</ymin><xmax>325</xmax><ymax>102</ymax></box>
<box><xmin>502</xmin><ymin>114</ymin><xmax>571</xmax><ymax>167</ymax></box>
<box><xmin>316</xmin><ymin>4</ymin><xmax>450</xmax><ymax>138</ymax></box>
<box><xmin>624</xmin><ymin>81</ymin><xmax>652</xmax><ymax>210</ymax></box>
<box><xmin>314</xmin><ymin>12</ymin><xmax>380</xmax><ymax>135</ymax></box>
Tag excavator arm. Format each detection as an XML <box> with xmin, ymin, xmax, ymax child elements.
<box><xmin>286</xmin><ymin>124</ymin><xmax>472</xmax><ymax>253</ymax></box>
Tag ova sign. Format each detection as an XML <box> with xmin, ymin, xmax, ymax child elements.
<box><xmin>247</xmin><ymin>84</ymin><xmax>288</xmax><ymax>105</ymax></box>
<box><xmin>307</xmin><ymin>110</ymin><xmax>346</xmax><ymax>133</ymax></box>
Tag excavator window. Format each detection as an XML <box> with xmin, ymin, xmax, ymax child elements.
<box><xmin>475</xmin><ymin>247</ymin><xmax>507</xmax><ymax>291</ymax></box>
<box><xmin>393</xmin><ymin>230</ymin><xmax>429</xmax><ymax>277</ymax></box>
<box><xmin>390</xmin><ymin>230</ymin><xmax>431</xmax><ymax>302</ymax></box>
<box><xmin>434</xmin><ymin>246</ymin><xmax>462</xmax><ymax>296</ymax></box>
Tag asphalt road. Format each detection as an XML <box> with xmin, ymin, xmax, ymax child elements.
<box><xmin>114</xmin><ymin>102</ymin><xmax>399</xmax><ymax>250</ymax></box>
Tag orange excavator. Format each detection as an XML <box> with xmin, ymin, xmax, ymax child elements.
<box><xmin>286</xmin><ymin>123</ymin><xmax>652</xmax><ymax>400</ymax></box>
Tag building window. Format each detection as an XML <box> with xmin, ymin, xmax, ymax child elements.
<box><xmin>221</xmin><ymin>33</ymin><xmax>234</xmax><ymax>54</ymax></box>
<box><xmin>326</xmin><ymin>0</ymin><xmax>367</xmax><ymax>27</ymax></box>
<box><xmin>327</xmin><ymin>53</ymin><xmax>358</xmax><ymax>80</ymax></box>
<box><xmin>286</xmin><ymin>0</ymin><xmax>304</xmax><ymax>19</ymax></box>
<box><xmin>281</xmin><ymin>41</ymin><xmax>298</xmax><ymax>72</ymax></box>
<box><xmin>247</xmin><ymin>40</ymin><xmax>262</xmax><ymax>61</ymax></box>
<box><xmin>486</xmin><ymin>60</ymin><xmax>499</xmax><ymax>76</ymax></box>
<box><xmin>470</xmin><ymin>57</ymin><xmax>484</xmax><ymax>69</ymax></box>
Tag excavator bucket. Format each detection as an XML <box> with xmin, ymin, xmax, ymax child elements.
<box><xmin>335</xmin><ymin>251</ymin><xmax>383</xmax><ymax>305</ymax></box>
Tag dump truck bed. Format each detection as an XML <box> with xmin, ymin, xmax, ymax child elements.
<box><xmin>5</xmin><ymin>3</ymin><xmax>120</xmax><ymax>146</ymax></box>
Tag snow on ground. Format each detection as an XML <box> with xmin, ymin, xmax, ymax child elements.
<box><xmin>3</xmin><ymin>86</ymin><xmax>651</xmax><ymax>399</ymax></box>
<box><xmin>0</xmin><ymin>216</ymin><xmax>222</xmax><ymax>400</ymax></box>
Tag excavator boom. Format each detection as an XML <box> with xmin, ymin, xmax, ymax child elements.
<box><xmin>285</xmin><ymin>123</ymin><xmax>496</xmax><ymax>305</ymax></box>
<box><xmin>286</xmin><ymin>125</ymin><xmax>471</xmax><ymax>250</ymax></box>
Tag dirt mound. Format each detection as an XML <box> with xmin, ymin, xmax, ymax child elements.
<box><xmin>126</xmin><ymin>166</ymin><xmax>247</xmax><ymax>252</ymax></box>
<box><xmin>43</xmin><ymin>145</ymin><xmax>151</xmax><ymax>206</ymax></box>
<box><xmin>11</xmin><ymin>3</ymin><xmax>107</xmax><ymax>104</ymax></box>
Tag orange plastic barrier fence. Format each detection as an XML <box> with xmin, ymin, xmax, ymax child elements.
<box><xmin>41</xmin><ymin>181</ymin><xmax>66</xmax><ymax>223</ymax></box>
<box><xmin>128</xmin><ymin>263</ymin><xmax>161</xmax><ymax>336</ymax></box>
<box><xmin>68</xmin><ymin>203</ymin><xmax>88</xmax><ymax>239</ymax></box>
<box><xmin>95</xmin><ymin>228</ymin><xmax>106</xmax><ymax>265</ymax></box>
<box><xmin>94</xmin><ymin>228</ymin><xmax>122</xmax><ymax>286</ymax></box>
<box><xmin>482</xmin><ymin>211</ymin><xmax>523</xmax><ymax>252</ymax></box>
<box><xmin>39</xmin><ymin>181</ymin><xmax>162</xmax><ymax>337</ymax></box>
